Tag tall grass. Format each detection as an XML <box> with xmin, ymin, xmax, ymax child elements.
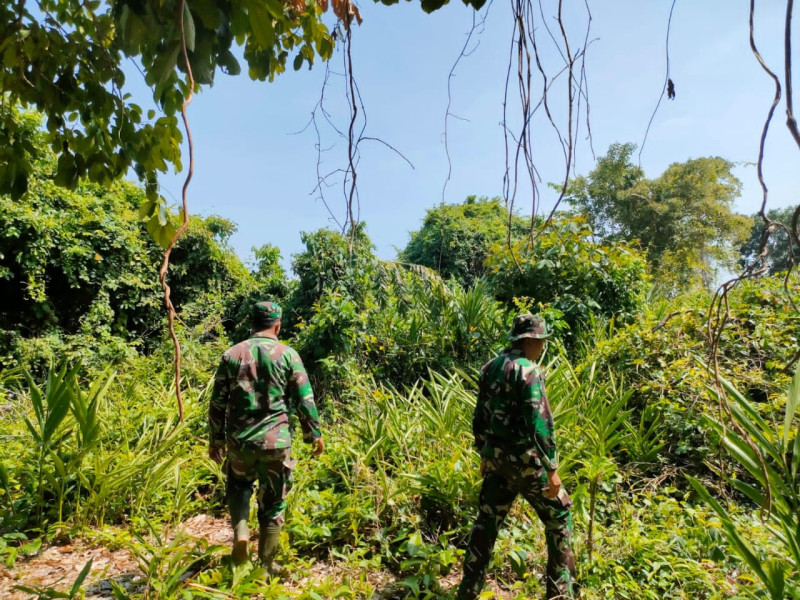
<box><xmin>688</xmin><ymin>363</ymin><xmax>800</xmax><ymax>599</ymax></box>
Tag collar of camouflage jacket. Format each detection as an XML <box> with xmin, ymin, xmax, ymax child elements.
<box><xmin>251</xmin><ymin>331</ymin><xmax>279</xmax><ymax>340</ymax></box>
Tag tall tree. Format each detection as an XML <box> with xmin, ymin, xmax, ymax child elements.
<box><xmin>562</xmin><ymin>143</ymin><xmax>646</xmax><ymax>241</ymax></box>
<box><xmin>566</xmin><ymin>145</ymin><xmax>751</xmax><ymax>293</ymax></box>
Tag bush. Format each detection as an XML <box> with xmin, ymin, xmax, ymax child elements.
<box><xmin>486</xmin><ymin>216</ymin><xmax>650</xmax><ymax>348</ymax></box>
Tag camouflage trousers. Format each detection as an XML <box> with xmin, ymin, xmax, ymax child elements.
<box><xmin>225</xmin><ymin>446</ymin><xmax>296</xmax><ymax>528</ymax></box>
<box><xmin>457</xmin><ymin>455</ymin><xmax>576</xmax><ymax>600</ymax></box>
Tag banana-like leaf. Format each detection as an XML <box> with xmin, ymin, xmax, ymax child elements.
<box><xmin>785</xmin><ymin>363</ymin><xmax>800</xmax><ymax>447</ymax></box>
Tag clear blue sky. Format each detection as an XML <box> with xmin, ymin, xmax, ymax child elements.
<box><xmin>135</xmin><ymin>0</ymin><xmax>799</xmax><ymax>268</ymax></box>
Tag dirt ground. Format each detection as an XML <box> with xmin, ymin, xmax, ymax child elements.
<box><xmin>1</xmin><ymin>515</ymin><xmax>515</xmax><ymax>599</ymax></box>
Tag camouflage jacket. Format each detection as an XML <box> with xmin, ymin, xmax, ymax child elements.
<box><xmin>209</xmin><ymin>334</ymin><xmax>321</xmax><ymax>451</ymax></box>
<box><xmin>473</xmin><ymin>348</ymin><xmax>558</xmax><ymax>471</ymax></box>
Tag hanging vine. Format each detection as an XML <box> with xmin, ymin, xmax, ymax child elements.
<box><xmin>639</xmin><ymin>0</ymin><xmax>677</xmax><ymax>166</ymax></box>
<box><xmin>158</xmin><ymin>0</ymin><xmax>196</xmax><ymax>422</ymax></box>
<box><xmin>702</xmin><ymin>0</ymin><xmax>800</xmax><ymax>514</ymax></box>
<box><xmin>501</xmin><ymin>0</ymin><xmax>591</xmax><ymax>249</ymax></box>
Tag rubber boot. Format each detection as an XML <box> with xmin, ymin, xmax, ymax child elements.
<box><xmin>258</xmin><ymin>523</ymin><xmax>284</xmax><ymax>578</ymax></box>
<box><xmin>228</xmin><ymin>485</ymin><xmax>251</xmax><ymax>564</ymax></box>
<box><xmin>231</xmin><ymin>520</ymin><xmax>250</xmax><ymax>564</ymax></box>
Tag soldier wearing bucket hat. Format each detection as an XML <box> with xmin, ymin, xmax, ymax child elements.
<box><xmin>208</xmin><ymin>300</ymin><xmax>324</xmax><ymax>577</ymax></box>
<box><xmin>456</xmin><ymin>313</ymin><xmax>576</xmax><ymax>600</ymax></box>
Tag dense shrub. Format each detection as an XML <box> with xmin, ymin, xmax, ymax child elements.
<box><xmin>589</xmin><ymin>272</ymin><xmax>799</xmax><ymax>472</ymax></box>
<box><xmin>400</xmin><ymin>196</ymin><xmax>529</xmax><ymax>286</ymax></box>
<box><xmin>486</xmin><ymin>216</ymin><xmax>650</xmax><ymax>348</ymax></box>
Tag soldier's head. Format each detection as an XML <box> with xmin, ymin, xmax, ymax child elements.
<box><xmin>252</xmin><ymin>300</ymin><xmax>282</xmax><ymax>335</ymax></box>
<box><xmin>508</xmin><ymin>313</ymin><xmax>550</xmax><ymax>361</ymax></box>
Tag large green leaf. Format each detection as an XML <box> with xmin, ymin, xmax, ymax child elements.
<box><xmin>784</xmin><ymin>362</ymin><xmax>800</xmax><ymax>446</ymax></box>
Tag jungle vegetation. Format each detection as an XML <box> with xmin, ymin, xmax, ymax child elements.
<box><xmin>0</xmin><ymin>114</ymin><xmax>798</xmax><ymax>598</ymax></box>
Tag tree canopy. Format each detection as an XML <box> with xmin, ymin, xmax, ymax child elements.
<box><xmin>565</xmin><ymin>143</ymin><xmax>751</xmax><ymax>293</ymax></box>
<box><xmin>739</xmin><ymin>206</ymin><xmax>800</xmax><ymax>275</ymax></box>
<box><xmin>0</xmin><ymin>111</ymin><xmax>260</xmax><ymax>365</ymax></box>
<box><xmin>399</xmin><ymin>196</ymin><xmax>529</xmax><ymax>286</ymax></box>
<box><xmin>0</xmin><ymin>0</ymin><xmax>484</xmax><ymax>219</ymax></box>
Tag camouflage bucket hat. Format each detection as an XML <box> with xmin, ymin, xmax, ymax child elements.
<box><xmin>252</xmin><ymin>301</ymin><xmax>282</xmax><ymax>326</ymax></box>
<box><xmin>507</xmin><ymin>313</ymin><xmax>551</xmax><ymax>341</ymax></box>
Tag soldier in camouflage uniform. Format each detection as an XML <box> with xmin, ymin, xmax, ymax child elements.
<box><xmin>456</xmin><ymin>314</ymin><xmax>576</xmax><ymax>600</ymax></box>
<box><xmin>209</xmin><ymin>301</ymin><xmax>324</xmax><ymax>575</ymax></box>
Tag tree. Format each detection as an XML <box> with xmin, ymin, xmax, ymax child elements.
<box><xmin>0</xmin><ymin>0</ymin><xmax>483</xmax><ymax>213</ymax></box>
<box><xmin>562</xmin><ymin>143</ymin><xmax>646</xmax><ymax>241</ymax></box>
<box><xmin>739</xmin><ymin>206</ymin><xmax>800</xmax><ymax>275</ymax></box>
<box><xmin>0</xmin><ymin>111</ymin><xmax>253</xmax><ymax>364</ymax></box>
<box><xmin>400</xmin><ymin>196</ymin><xmax>530</xmax><ymax>286</ymax></box>
<box><xmin>566</xmin><ymin>144</ymin><xmax>751</xmax><ymax>293</ymax></box>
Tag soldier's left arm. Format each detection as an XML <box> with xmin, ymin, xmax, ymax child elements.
<box><xmin>472</xmin><ymin>366</ymin><xmax>491</xmax><ymax>452</ymax></box>
<box><xmin>287</xmin><ymin>349</ymin><xmax>322</xmax><ymax>443</ymax></box>
<box><xmin>520</xmin><ymin>365</ymin><xmax>559</xmax><ymax>471</ymax></box>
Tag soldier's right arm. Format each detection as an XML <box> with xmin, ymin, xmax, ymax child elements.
<box><xmin>208</xmin><ymin>354</ymin><xmax>231</xmax><ymax>449</ymax></box>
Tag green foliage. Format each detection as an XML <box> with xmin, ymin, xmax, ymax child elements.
<box><xmin>485</xmin><ymin>216</ymin><xmax>649</xmax><ymax>347</ymax></box>
<box><xmin>563</xmin><ymin>142</ymin><xmax>647</xmax><ymax>240</ymax></box>
<box><xmin>289</xmin><ymin>225</ymin><xmax>378</xmax><ymax>327</ymax></box>
<box><xmin>0</xmin><ymin>0</ymin><xmax>335</xmax><ymax>208</ymax></box>
<box><xmin>687</xmin><ymin>363</ymin><xmax>800</xmax><ymax>599</ymax></box>
<box><xmin>2</xmin><ymin>178</ymin><xmax>798</xmax><ymax>597</ymax></box>
<box><xmin>739</xmin><ymin>205</ymin><xmax>800</xmax><ymax>275</ymax></box>
<box><xmin>0</xmin><ymin>358</ymin><xmax>218</xmax><ymax>534</ymax></box>
<box><xmin>289</xmin><ymin>225</ymin><xmax>508</xmax><ymax>391</ymax></box>
<box><xmin>224</xmin><ymin>243</ymin><xmax>294</xmax><ymax>344</ymax></box>
<box><xmin>566</xmin><ymin>143</ymin><xmax>751</xmax><ymax>293</ymax></box>
<box><xmin>400</xmin><ymin>196</ymin><xmax>529</xmax><ymax>286</ymax></box>
<box><xmin>0</xmin><ymin>116</ymin><xmax>256</xmax><ymax>366</ymax></box>
<box><xmin>593</xmin><ymin>272</ymin><xmax>799</xmax><ymax>472</ymax></box>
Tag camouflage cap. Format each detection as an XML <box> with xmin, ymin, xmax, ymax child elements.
<box><xmin>508</xmin><ymin>313</ymin><xmax>551</xmax><ymax>341</ymax></box>
<box><xmin>252</xmin><ymin>301</ymin><xmax>282</xmax><ymax>327</ymax></box>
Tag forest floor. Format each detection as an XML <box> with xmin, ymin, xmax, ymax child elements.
<box><xmin>1</xmin><ymin>515</ymin><xmax>516</xmax><ymax>599</ymax></box>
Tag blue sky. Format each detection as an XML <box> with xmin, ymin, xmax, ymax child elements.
<box><xmin>137</xmin><ymin>0</ymin><xmax>799</xmax><ymax>269</ymax></box>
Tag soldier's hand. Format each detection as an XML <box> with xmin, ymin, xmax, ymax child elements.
<box><xmin>311</xmin><ymin>437</ymin><xmax>325</xmax><ymax>456</ymax></box>
<box><xmin>545</xmin><ymin>469</ymin><xmax>561</xmax><ymax>499</ymax></box>
<box><xmin>208</xmin><ymin>446</ymin><xmax>225</xmax><ymax>464</ymax></box>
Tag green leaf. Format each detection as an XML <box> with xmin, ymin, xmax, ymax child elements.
<box><xmin>686</xmin><ymin>475</ymin><xmax>770</xmax><ymax>586</ymax></box>
<box><xmin>248</xmin><ymin>2</ymin><xmax>276</xmax><ymax>49</ymax></box>
<box><xmin>217</xmin><ymin>49</ymin><xmax>241</xmax><ymax>76</ymax></box>
<box><xmin>138</xmin><ymin>198</ymin><xmax>156</xmax><ymax>219</ymax></box>
<box><xmin>263</xmin><ymin>0</ymin><xmax>285</xmax><ymax>18</ymax></box>
<box><xmin>293</xmin><ymin>53</ymin><xmax>303</xmax><ymax>71</ymax></box>
<box><xmin>182</xmin><ymin>3</ymin><xmax>196</xmax><ymax>52</ymax></box>
<box><xmin>783</xmin><ymin>362</ymin><xmax>800</xmax><ymax>446</ymax></box>
<box><xmin>764</xmin><ymin>559</ymin><xmax>785</xmax><ymax>600</ymax></box>
<box><xmin>0</xmin><ymin>461</ymin><xmax>7</xmax><ymax>490</ymax></box>
<box><xmin>147</xmin><ymin>214</ymin><xmax>177</xmax><ymax>249</ymax></box>
<box><xmin>70</xmin><ymin>559</ymin><xmax>94</xmax><ymax>598</ymax></box>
